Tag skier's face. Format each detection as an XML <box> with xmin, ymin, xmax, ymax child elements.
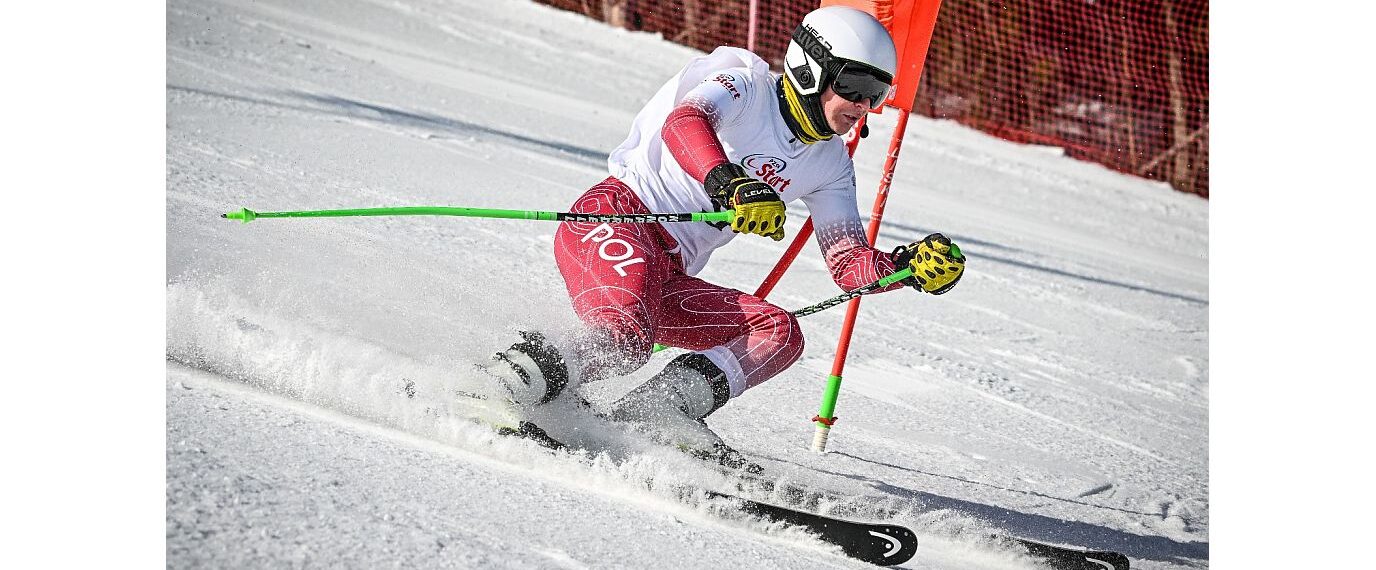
<box><xmin>820</xmin><ymin>87</ymin><xmax>868</xmax><ymax>135</ymax></box>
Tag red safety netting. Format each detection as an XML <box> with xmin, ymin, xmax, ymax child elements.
<box><xmin>535</xmin><ymin>0</ymin><xmax>1209</xmax><ymax>197</ymax></box>
<box><xmin>921</xmin><ymin>1</ymin><xmax>1209</xmax><ymax>196</ymax></box>
<box><xmin>533</xmin><ymin>0</ymin><xmax>814</xmax><ymax>69</ymax></box>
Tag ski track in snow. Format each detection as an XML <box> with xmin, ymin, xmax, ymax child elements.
<box><xmin>167</xmin><ymin>0</ymin><xmax>1209</xmax><ymax>567</ymax></box>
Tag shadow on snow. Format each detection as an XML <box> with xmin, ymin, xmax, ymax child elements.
<box><xmin>800</xmin><ymin>450</ymin><xmax>1209</xmax><ymax>566</ymax></box>
<box><xmin>168</xmin><ymin>85</ymin><xmax>608</xmax><ymax>170</ymax></box>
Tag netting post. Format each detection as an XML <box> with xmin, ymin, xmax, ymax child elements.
<box><xmin>747</xmin><ymin>0</ymin><xmax>759</xmax><ymax>52</ymax></box>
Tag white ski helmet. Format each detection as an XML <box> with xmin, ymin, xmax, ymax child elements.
<box><xmin>783</xmin><ymin>6</ymin><xmax>898</xmax><ymax>107</ymax></box>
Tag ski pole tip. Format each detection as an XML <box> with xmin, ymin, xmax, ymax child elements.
<box><xmin>223</xmin><ymin>207</ymin><xmax>258</xmax><ymax>223</ymax></box>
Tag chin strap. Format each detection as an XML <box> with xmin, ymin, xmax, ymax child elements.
<box><xmin>777</xmin><ymin>76</ymin><xmax>834</xmax><ymax>144</ymax></box>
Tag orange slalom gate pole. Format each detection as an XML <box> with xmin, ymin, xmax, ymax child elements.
<box><xmin>811</xmin><ymin>111</ymin><xmax>911</xmax><ymax>452</ymax></box>
<box><xmin>753</xmin><ymin>218</ymin><xmax>812</xmax><ymax>298</ymax></box>
<box><xmin>809</xmin><ymin>0</ymin><xmax>943</xmax><ymax>452</ymax></box>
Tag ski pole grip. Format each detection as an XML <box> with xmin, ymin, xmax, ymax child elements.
<box><xmin>695</xmin><ymin>210</ymin><xmax>735</xmax><ymax>223</ymax></box>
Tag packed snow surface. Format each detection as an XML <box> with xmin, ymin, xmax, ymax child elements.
<box><xmin>166</xmin><ymin>0</ymin><xmax>1209</xmax><ymax>567</ymax></box>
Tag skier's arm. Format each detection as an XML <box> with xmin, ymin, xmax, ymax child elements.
<box><xmin>661</xmin><ymin>70</ymin><xmax>752</xmax><ymax>181</ymax></box>
<box><xmin>662</xmin><ymin>73</ymin><xmax>786</xmax><ymax>240</ymax></box>
<box><xmin>801</xmin><ymin>182</ymin><xmax>907</xmax><ymax>293</ymax></box>
<box><xmin>803</xmin><ymin>175</ymin><xmax>966</xmax><ymax>295</ymax></box>
<box><xmin>662</xmin><ymin>101</ymin><xmax>729</xmax><ymax>183</ymax></box>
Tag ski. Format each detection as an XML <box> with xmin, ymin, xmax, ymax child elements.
<box><xmin>427</xmin><ymin>383</ymin><xmax>1130</xmax><ymax>569</ymax></box>
<box><xmin>487</xmin><ymin>419</ymin><xmax>918</xmax><ymax>565</ymax></box>
<box><xmin>1011</xmin><ymin>537</ymin><xmax>1131</xmax><ymax>570</ymax></box>
<box><xmin>501</xmin><ymin>418</ymin><xmax>1130</xmax><ymax>569</ymax></box>
<box><xmin>700</xmin><ymin>489</ymin><xmax>918</xmax><ymax>566</ymax></box>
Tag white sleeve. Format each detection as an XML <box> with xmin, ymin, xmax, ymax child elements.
<box><xmin>800</xmin><ymin>164</ymin><xmax>905</xmax><ymax>292</ymax></box>
<box><xmin>676</xmin><ymin>69</ymin><xmax>757</xmax><ymax>131</ymax></box>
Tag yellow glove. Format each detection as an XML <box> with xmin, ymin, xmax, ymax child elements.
<box><xmin>705</xmin><ymin>163</ymin><xmax>785</xmax><ymax>240</ymax></box>
<box><xmin>892</xmin><ymin>233</ymin><xmax>965</xmax><ymax>295</ymax></box>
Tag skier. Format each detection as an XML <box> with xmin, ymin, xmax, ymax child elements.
<box><xmin>482</xmin><ymin>6</ymin><xmax>965</xmax><ymax>453</ymax></box>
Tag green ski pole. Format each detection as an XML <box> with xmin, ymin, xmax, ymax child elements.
<box><xmin>222</xmin><ymin>206</ymin><xmax>734</xmax><ymax>225</ymax></box>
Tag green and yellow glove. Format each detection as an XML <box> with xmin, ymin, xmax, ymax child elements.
<box><xmin>892</xmin><ymin>233</ymin><xmax>965</xmax><ymax>295</ymax></box>
<box><xmin>705</xmin><ymin>163</ymin><xmax>785</xmax><ymax>241</ymax></box>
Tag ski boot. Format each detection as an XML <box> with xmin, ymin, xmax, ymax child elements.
<box><xmin>476</xmin><ymin>330</ymin><xmax>617</xmax><ymax>450</ymax></box>
<box><xmin>478</xmin><ymin>330</ymin><xmax>571</xmax><ymax>408</ymax></box>
<box><xmin>608</xmin><ymin>353</ymin><xmax>763</xmax><ymax>474</ymax></box>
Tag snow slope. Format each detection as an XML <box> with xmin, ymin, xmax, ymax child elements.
<box><xmin>166</xmin><ymin>0</ymin><xmax>1209</xmax><ymax>567</ymax></box>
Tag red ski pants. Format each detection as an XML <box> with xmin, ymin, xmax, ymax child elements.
<box><xmin>553</xmin><ymin>177</ymin><xmax>804</xmax><ymax>396</ymax></box>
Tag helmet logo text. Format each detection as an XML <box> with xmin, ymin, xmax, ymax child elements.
<box><xmin>796</xmin><ymin>24</ymin><xmax>832</xmax><ymax>65</ymax></box>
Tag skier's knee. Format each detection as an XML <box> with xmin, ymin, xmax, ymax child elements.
<box><xmin>737</xmin><ymin>305</ymin><xmax>802</xmax><ymax>376</ymax></box>
<box><xmin>576</xmin><ymin>318</ymin><xmax>653</xmax><ymax>377</ymax></box>
<box><xmin>757</xmin><ymin>304</ymin><xmax>804</xmax><ymax>344</ymax></box>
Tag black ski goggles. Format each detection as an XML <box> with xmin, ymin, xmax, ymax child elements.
<box><xmin>830</xmin><ymin>63</ymin><xmax>894</xmax><ymax>109</ymax></box>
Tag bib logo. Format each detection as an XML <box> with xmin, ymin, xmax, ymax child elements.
<box><xmin>711</xmin><ymin>74</ymin><xmax>741</xmax><ymax>100</ymax></box>
<box><xmin>581</xmin><ymin>223</ymin><xmax>646</xmax><ymax>277</ymax></box>
<box><xmin>741</xmin><ymin>154</ymin><xmax>792</xmax><ymax>193</ymax></box>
